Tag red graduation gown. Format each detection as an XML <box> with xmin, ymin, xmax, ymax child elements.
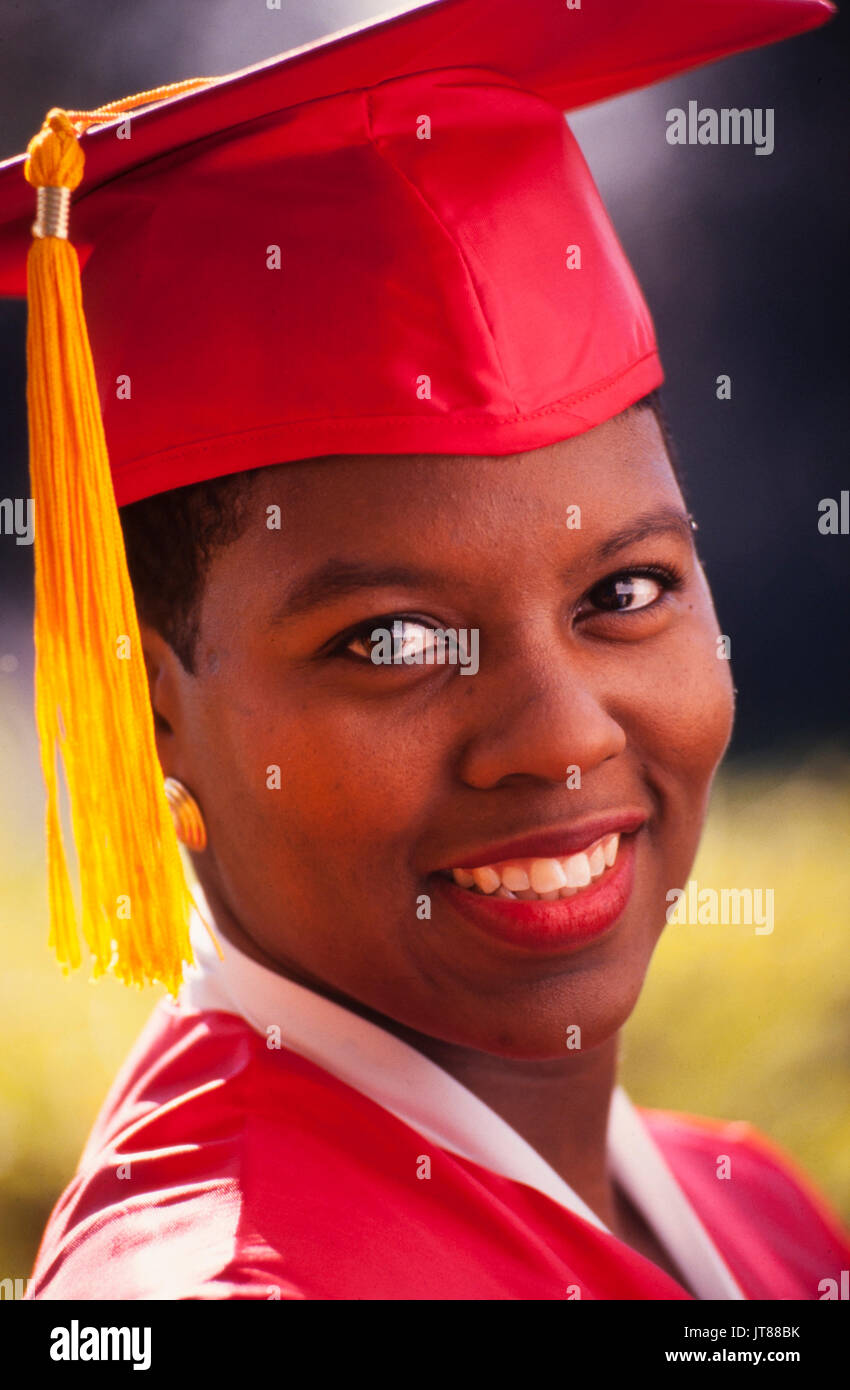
<box><xmin>26</xmin><ymin>1002</ymin><xmax>850</xmax><ymax>1300</ymax></box>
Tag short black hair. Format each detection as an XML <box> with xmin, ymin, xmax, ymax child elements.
<box><xmin>120</xmin><ymin>467</ymin><xmax>264</xmax><ymax>673</ymax></box>
<box><xmin>119</xmin><ymin>388</ymin><xmax>677</xmax><ymax>673</ymax></box>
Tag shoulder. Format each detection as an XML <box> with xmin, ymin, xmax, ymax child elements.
<box><xmin>638</xmin><ymin>1105</ymin><xmax>850</xmax><ymax>1296</ymax></box>
<box><xmin>28</xmin><ymin>1002</ymin><xmax>363</xmax><ymax>1300</ymax></box>
<box><xmin>28</xmin><ymin>1000</ymin><xmax>447</xmax><ymax>1300</ymax></box>
<box><xmin>640</xmin><ymin>1105</ymin><xmax>839</xmax><ymax>1206</ymax></box>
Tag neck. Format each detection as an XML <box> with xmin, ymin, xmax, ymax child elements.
<box><xmin>382</xmin><ymin>1023</ymin><xmax>621</xmax><ymax>1229</ymax></box>
<box><xmin>196</xmin><ymin>874</ymin><xmax>621</xmax><ymax>1229</ymax></box>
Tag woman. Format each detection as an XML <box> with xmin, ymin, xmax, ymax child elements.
<box><xmin>3</xmin><ymin>0</ymin><xmax>846</xmax><ymax>1299</ymax></box>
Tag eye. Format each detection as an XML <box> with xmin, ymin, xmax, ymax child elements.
<box><xmin>339</xmin><ymin>616</ymin><xmax>441</xmax><ymax>664</ymax></box>
<box><xmin>580</xmin><ymin>565</ymin><xmax>682</xmax><ymax>618</ymax></box>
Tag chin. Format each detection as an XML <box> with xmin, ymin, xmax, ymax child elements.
<box><xmin>432</xmin><ymin>963</ymin><xmax>654</xmax><ymax>1061</ymax></box>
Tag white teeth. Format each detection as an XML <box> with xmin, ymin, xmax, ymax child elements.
<box><xmin>501</xmin><ymin>864</ymin><xmax>530</xmax><ymax>892</ymax></box>
<box><xmin>588</xmin><ymin>844</ymin><xmax>606</xmax><ymax>878</ymax></box>
<box><xmin>529</xmin><ymin>858</ymin><xmax>568</xmax><ymax>893</ymax></box>
<box><xmin>449</xmin><ymin>831</ymin><xmax>622</xmax><ymax>901</ymax></box>
<box><xmin>563</xmin><ymin>852</ymin><xmax>591</xmax><ymax>888</ymax></box>
<box><xmin>472</xmin><ymin>865</ymin><xmax>502</xmax><ymax>895</ymax></box>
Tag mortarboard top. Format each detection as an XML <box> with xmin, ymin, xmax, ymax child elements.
<box><xmin>0</xmin><ymin>0</ymin><xmax>834</xmax><ymax>993</ymax></box>
<box><xmin>0</xmin><ymin>0</ymin><xmax>835</xmax><ymax>504</ymax></box>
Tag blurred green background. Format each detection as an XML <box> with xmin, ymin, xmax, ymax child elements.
<box><xmin>1</xmin><ymin>665</ymin><xmax>848</xmax><ymax>1281</ymax></box>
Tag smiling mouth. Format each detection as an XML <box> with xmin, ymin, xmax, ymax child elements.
<box><xmin>440</xmin><ymin>834</ymin><xmax>620</xmax><ymax>903</ymax></box>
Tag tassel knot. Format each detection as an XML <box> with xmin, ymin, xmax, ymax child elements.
<box><xmin>24</xmin><ymin>109</ymin><xmax>85</xmax><ymax>193</ymax></box>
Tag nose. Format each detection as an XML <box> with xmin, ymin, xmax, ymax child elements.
<box><xmin>455</xmin><ymin>640</ymin><xmax>627</xmax><ymax>790</ymax></box>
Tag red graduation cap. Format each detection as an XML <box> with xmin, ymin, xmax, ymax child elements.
<box><xmin>0</xmin><ymin>0</ymin><xmax>835</xmax><ymax>504</ymax></box>
<box><xmin>0</xmin><ymin>0</ymin><xmax>833</xmax><ymax>990</ymax></box>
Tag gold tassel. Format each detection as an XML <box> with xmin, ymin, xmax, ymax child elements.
<box><xmin>23</xmin><ymin>96</ymin><xmax>211</xmax><ymax>992</ymax></box>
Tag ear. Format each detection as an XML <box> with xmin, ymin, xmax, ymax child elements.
<box><xmin>137</xmin><ymin>619</ymin><xmax>190</xmax><ymax>775</ymax></box>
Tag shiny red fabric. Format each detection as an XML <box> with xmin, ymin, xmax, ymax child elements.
<box><xmin>0</xmin><ymin>0</ymin><xmax>834</xmax><ymax>503</ymax></box>
<box><xmin>85</xmin><ymin>70</ymin><xmax>664</xmax><ymax>505</ymax></box>
<box><xmin>26</xmin><ymin>1004</ymin><xmax>850</xmax><ymax>1300</ymax></box>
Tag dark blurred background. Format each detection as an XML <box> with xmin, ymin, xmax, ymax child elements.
<box><xmin>0</xmin><ymin>1</ymin><xmax>848</xmax><ymax>1283</ymax></box>
<box><xmin>1</xmin><ymin>0</ymin><xmax>847</xmax><ymax>753</ymax></box>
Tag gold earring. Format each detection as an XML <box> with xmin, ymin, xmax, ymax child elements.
<box><xmin>163</xmin><ymin>777</ymin><xmax>207</xmax><ymax>852</ymax></box>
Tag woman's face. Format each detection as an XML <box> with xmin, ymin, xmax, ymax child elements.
<box><xmin>152</xmin><ymin>406</ymin><xmax>734</xmax><ymax>1057</ymax></box>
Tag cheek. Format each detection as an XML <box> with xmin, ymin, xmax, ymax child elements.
<box><xmin>200</xmin><ymin>681</ymin><xmax>436</xmax><ymax>879</ymax></box>
<box><xmin>605</xmin><ymin>563</ymin><xmax>733</xmax><ymax>769</ymax></box>
<box><xmin>623</xmin><ymin>601</ymin><xmax>735</xmax><ymax>890</ymax></box>
<box><xmin>645</xmin><ymin>625</ymin><xmax>735</xmax><ymax>780</ymax></box>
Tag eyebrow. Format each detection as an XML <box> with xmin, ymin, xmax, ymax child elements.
<box><xmin>269</xmin><ymin>561</ymin><xmax>447</xmax><ymax>622</ymax></box>
<box><xmin>589</xmin><ymin>507</ymin><xmax>695</xmax><ymax>562</ymax></box>
<box><xmin>269</xmin><ymin>507</ymin><xmax>695</xmax><ymax>622</ymax></box>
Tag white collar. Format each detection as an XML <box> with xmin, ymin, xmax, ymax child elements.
<box><xmin>179</xmin><ymin>893</ymin><xmax>744</xmax><ymax>1300</ymax></box>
